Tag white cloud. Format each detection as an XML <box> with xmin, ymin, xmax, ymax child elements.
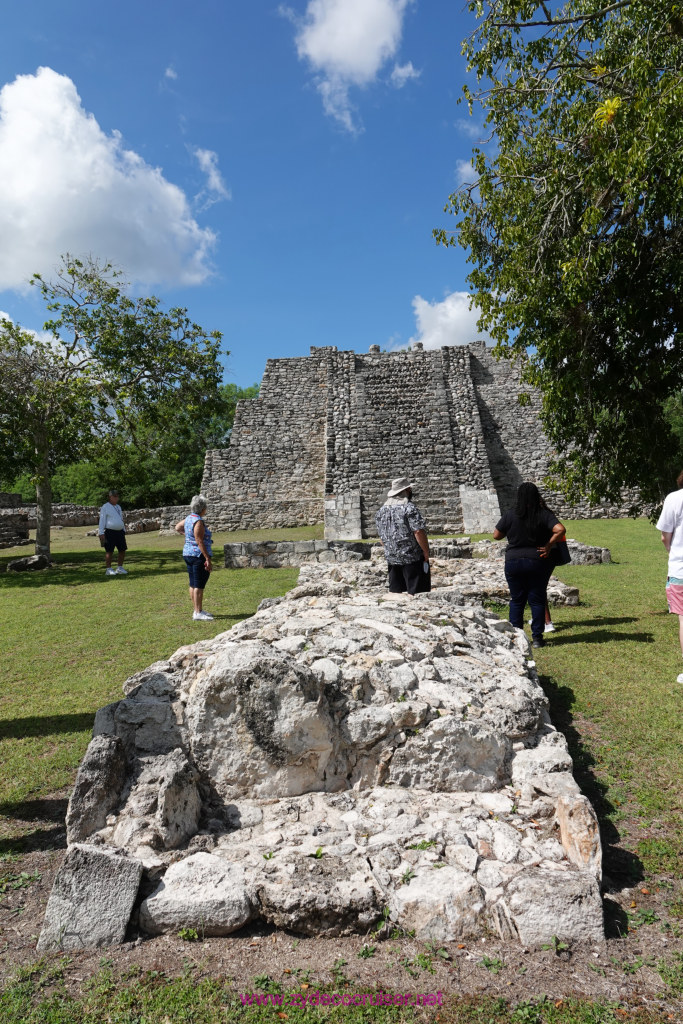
<box><xmin>409</xmin><ymin>291</ymin><xmax>494</xmax><ymax>349</ymax></box>
<box><xmin>455</xmin><ymin>159</ymin><xmax>476</xmax><ymax>185</ymax></box>
<box><xmin>0</xmin><ymin>67</ymin><xmax>217</xmax><ymax>291</ymax></box>
<box><xmin>290</xmin><ymin>0</ymin><xmax>415</xmax><ymax>132</ymax></box>
<box><xmin>193</xmin><ymin>148</ymin><xmax>231</xmax><ymax>209</ymax></box>
<box><xmin>164</xmin><ymin>66</ymin><xmax>178</xmax><ymax>80</ymax></box>
<box><xmin>390</xmin><ymin>61</ymin><xmax>420</xmax><ymax>88</ymax></box>
<box><xmin>455</xmin><ymin>116</ymin><xmax>484</xmax><ymax>140</ymax></box>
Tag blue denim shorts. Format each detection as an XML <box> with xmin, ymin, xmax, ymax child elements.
<box><xmin>184</xmin><ymin>554</ymin><xmax>210</xmax><ymax>589</ymax></box>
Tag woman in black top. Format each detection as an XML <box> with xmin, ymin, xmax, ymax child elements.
<box><xmin>493</xmin><ymin>483</ymin><xmax>566</xmax><ymax>648</ymax></box>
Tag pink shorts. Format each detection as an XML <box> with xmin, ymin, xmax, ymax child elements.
<box><xmin>666</xmin><ymin>577</ymin><xmax>683</xmax><ymax>615</ymax></box>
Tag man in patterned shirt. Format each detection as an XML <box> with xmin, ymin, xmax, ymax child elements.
<box><xmin>375</xmin><ymin>476</ymin><xmax>431</xmax><ymax>595</ymax></box>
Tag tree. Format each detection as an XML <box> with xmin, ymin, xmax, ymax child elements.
<box><xmin>0</xmin><ymin>255</ymin><xmax>225</xmax><ymax>556</ymax></box>
<box><xmin>4</xmin><ymin>381</ymin><xmax>259</xmax><ymax>509</ymax></box>
<box><xmin>435</xmin><ymin>0</ymin><xmax>683</xmax><ymax>509</ymax></box>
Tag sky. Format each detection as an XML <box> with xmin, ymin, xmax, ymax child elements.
<box><xmin>0</xmin><ymin>0</ymin><xmax>491</xmax><ymax>389</ymax></box>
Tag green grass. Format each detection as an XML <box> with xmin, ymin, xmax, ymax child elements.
<box><xmin>0</xmin><ymin>960</ymin><xmax>670</xmax><ymax>1024</ymax></box>
<box><xmin>528</xmin><ymin>519</ymin><xmax>683</xmax><ymax>880</ymax></box>
<box><xmin>0</xmin><ymin>526</ymin><xmax>314</xmax><ymax>820</ymax></box>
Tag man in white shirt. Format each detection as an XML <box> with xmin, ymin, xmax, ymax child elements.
<box><xmin>656</xmin><ymin>469</ymin><xmax>683</xmax><ymax>683</ymax></box>
<box><xmin>98</xmin><ymin>489</ymin><xmax>128</xmax><ymax>576</ymax></box>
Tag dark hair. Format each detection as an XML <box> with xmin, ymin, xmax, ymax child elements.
<box><xmin>677</xmin><ymin>469</ymin><xmax>683</xmax><ymax>489</ymax></box>
<box><xmin>514</xmin><ymin>482</ymin><xmax>545</xmax><ymax>538</ymax></box>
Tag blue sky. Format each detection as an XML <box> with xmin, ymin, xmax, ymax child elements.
<box><xmin>0</xmin><ymin>1</ymin><xmax>490</xmax><ymax>388</ymax></box>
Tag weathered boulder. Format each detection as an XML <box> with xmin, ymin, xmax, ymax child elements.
<box><xmin>489</xmin><ymin>867</ymin><xmax>604</xmax><ymax>945</ymax></box>
<box><xmin>555</xmin><ymin>793</ymin><xmax>603</xmax><ymax>881</ymax></box>
<box><xmin>389</xmin><ymin>866</ymin><xmax>485</xmax><ymax>941</ymax></box>
<box><xmin>139</xmin><ymin>853</ymin><xmax>254</xmax><ymax>936</ymax></box>
<box><xmin>51</xmin><ymin>558</ymin><xmax>604</xmax><ymax>947</ymax></box>
<box><xmin>566</xmin><ymin>540</ymin><xmax>611</xmax><ymax>565</ymax></box>
<box><xmin>7</xmin><ymin>553</ymin><xmax>51</xmax><ymax>572</ymax></box>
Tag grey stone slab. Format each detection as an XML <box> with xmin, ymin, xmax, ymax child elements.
<box><xmin>37</xmin><ymin>844</ymin><xmax>142</xmax><ymax>951</ymax></box>
<box><xmin>66</xmin><ymin>735</ymin><xmax>127</xmax><ymax>843</ymax></box>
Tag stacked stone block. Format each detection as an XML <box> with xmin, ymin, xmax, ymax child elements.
<box><xmin>223</xmin><ymin>539</ymin><xmax>372</xmax><ymax>568</ymax></box>
<box><xmin>0</xmin><ymin>511</ymin><xmax>30</xmax><ymax>548</ymax></box>
<box><xmin>202</xmin><ymin>353</ymin><xmax>328</xmax><ymax>531</ymax></box>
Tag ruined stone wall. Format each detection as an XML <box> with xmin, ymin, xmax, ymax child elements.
<box><xmin>223</xmin><ymin>539</ymin><xmax>373</xmax><ymax>568</ymax></box>
<box><xmin>201</xmin><ymin>353</ymin><xmax>328</xmax><ymax>531</ymax></box>
<box><xmin>469</xmin><ymin>343</ymin><xmax>639</xmax><ymax>519</ymax></box>
<box><xmin>0</xmin><ymin>511</ymin><xmax>30</xmax><ymax>548</ymax></box>
<box><xmin>0</xmin><ymin>492</ymin><xmax>22</xmax><ymax>508</ymax></box>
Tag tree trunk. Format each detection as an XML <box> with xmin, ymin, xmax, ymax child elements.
<box><xmin>34</xmin><ymin>436</ymin><xmax>52</xmax><ymax>558</ymax></box>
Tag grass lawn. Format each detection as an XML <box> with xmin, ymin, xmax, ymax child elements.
<box><xmin>0</xmin><ymin>526</ymin><xmax>322</xmax><ymax>817</ymax></box>
<box><xmin>1</xmin><ymin>518</ymin><xmax>682</xmax><ymax>1022</ymax></box>
<box><xmin>530</xmin><ymin>519</ymin><xmax>683</xmax><ymax>883</ymax></box>
<box><xmin>0</xmin><ymin>964</ymin><xmax>672</xmax><ymax>1024</ymax></box>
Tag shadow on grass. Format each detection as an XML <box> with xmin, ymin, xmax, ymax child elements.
<box><xmin>567</xmin><ymin>616</ymin><xmax>638</xmax><ymax>627</ymax></box>
<box><xmin>0</xmin><ymin>796</ymin><xmax>69</xmax><ymax>855</ymax></box>
<box><xmin>0</xmin><ymin>712</ymin><xmax>95</xmax><ymax>741</ymax></box>
<box><xmin>0</xmin><ymin>548</ymin><xmax>186</xmax><ymax>588</ymax></box>
<box><xmin>538</xmin><ymin>673</ymin><xmax>645</xmax><ymax>907</ymax></box>
<box><xmin>550</xmin><ymin>629</ymin><xmax>654</xmax><ymax>646</ymax></box>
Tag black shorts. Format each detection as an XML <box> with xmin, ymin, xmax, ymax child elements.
<box><xmin>103</xmin><ymin>529</ymin><xmax>127</xmax><ymax>553</ymax></box>
<box><xmin>388</xmin><ymin>560</ymin><xmax>431</xmax><ymax>595</ymax></box>
<box><xmin>184</xmin><ymin>554</ymin><xmax>210</xmax><ymax>589</ymax></box>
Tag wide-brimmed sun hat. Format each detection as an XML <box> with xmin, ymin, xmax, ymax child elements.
<box><xmin>387</xmin><ymin>476</ymin><xmax>414</xmax><ymax>498</ymax></box>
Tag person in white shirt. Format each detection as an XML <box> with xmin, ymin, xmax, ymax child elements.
<box><xmin>98</xmin><ymin>489</ymin><xmax>128</xmax><ymax>576</ymax></box>
<box><xmin>656</xmin><ymin>469</ymin><xmax>683</xmax><ymax>683</ymax></box>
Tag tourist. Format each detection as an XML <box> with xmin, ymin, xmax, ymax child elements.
<box><xmin>176</xmin><ymin>495</ymin><xmax>214</xmax><ymax>621</ymax></box>
<box><xmin>493</xmin><ymin>482</ymin><xmax>566</xmax><ymax>648</ymax></box>
<box><xmin>375</xmin><ymin>477</ymin><xmax>431</xmax><ymax>595</ymax></box>
<box><xmin>98</xmin><ymin>489</ymin><xmax>128</xmax><ymax>576</ymax></box>
<box><xmin>655</xmin><ymin>469</ymin><xmax>683</xmax><ymax>683</ymax></box>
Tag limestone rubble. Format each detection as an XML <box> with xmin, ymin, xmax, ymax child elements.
<box><xmin>298</xmin><ymin>547</ymin><xmax>580</xmax><ymax>607</ymax></box>
<box><xmin>40</xmin><ymin>560</ymin><xmax>604</xmax><ymax>950</ymax></box>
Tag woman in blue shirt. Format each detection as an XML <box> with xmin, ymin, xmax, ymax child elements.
<box><xmin>175</xmin><ymin>494</ymin><xmax>214</xmax><ymax>621</ymax></box>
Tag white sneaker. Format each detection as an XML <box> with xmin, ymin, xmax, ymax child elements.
<box><xmin>677</xmin><ymin>673</ymin><xmax>683</xmax><ymax>685</ymax></box>
<box><xmin>193</xmin><ymin>611</ymin><xmax>214</xmax><ymax>621</ymax></box>
<box><xmin>105</xmin><ymin>568</ymin><xmax>117</xmax><ymax>576</ymax></box>
<box><xmin>116</xmin><ymin>567</ymin><xmax>128</xmax><ymax>575</ymax></box>
<box><xmin>528</xmin><ymin>619</ymin><xmax>555</xmax><ymax>632</ymax></box>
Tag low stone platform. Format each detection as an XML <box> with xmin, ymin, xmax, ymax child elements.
<box><xmin>224</xmin><ymin>539</ymin><xmax>373</xmax><ymax>568</ymax></box>
<box><xmin>40</xmin><ymin>564</ymin><xmax>601</xmax><ymax>951</ymax></box>
<box><xmin>470</xmin><ymin>539</ymin><xmax>610</xmax><ymax>565</ymax></box>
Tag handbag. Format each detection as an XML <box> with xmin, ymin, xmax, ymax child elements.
<box><xmin>551</xmin><ymin>539</ymin><xmax>572</xmax><ymax>566</ymax></box>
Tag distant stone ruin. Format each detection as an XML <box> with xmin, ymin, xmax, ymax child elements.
<box><xmin>0</xmin><ymin>500</ymin><xmax>189</xmax><ymax>547</ymax></box>
<box><xmin>201</xmin><ymin>342</ymin><xmax>634</xmax><ymax>540</ymax></box>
